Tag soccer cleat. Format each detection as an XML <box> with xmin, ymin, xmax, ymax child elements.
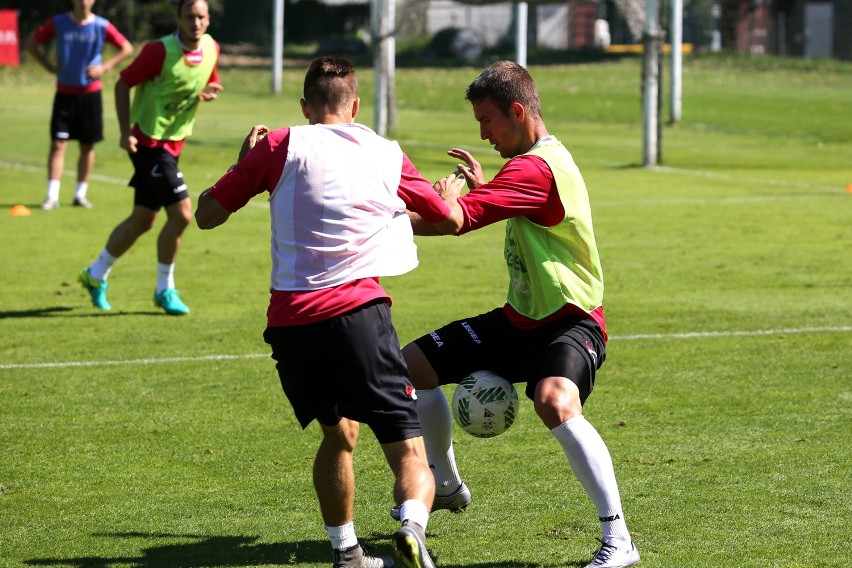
<box><xmin>390</xmin><ymin>481</ymin><xmax>471</xmax><ymax>520</ymax></box>
<box><xmin>333</xmin><ymin>543</ymin><xmax>394</xmax><ymax>568</ymax></box>
<box><xmin>154</xmin><ymin>288</ymin><xmax>190</xmax><ymax>315</ymax></box>
<box><xmin>41</xmin><ymin>197</ymin><xmax>59</xmax><ymax>210</ymax></box>
<box><xmin>392</xmin><ymin>521</ymin><xmax>434</xmax><ymax>568</ymax></box>
<box><xmin>584</xmin><ymin>539</ymin><xmax>640</xmax><ymax>568</ymax></box>
<box><xmin>72</xmin><ymin>197</ymin><xmax>92</xmax><ymax>209</ymax></box>
<box><xmin>78</xmin><ymin>269</ymin><xmax>111</xmax><ymax>310</ymax></box>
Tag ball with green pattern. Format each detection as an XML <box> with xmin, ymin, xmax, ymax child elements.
<box><xmin>451</xmin><ymin>370</ymin><xmax>519</xmax><ymax>438</ymax></box>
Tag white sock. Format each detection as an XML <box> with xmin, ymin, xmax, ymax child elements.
<box><xmin>46</xmin><ymin>179</ymin><xmax>60</xmax><ymax>201</ymax></box>
<box><xmin>552</xmin><ymin>415</ymin><xmax>632</xmax><ymax>545</ymax></box>
<box><xmin>89</xmin><ymin>248</ymin><xmax>118</xmax><ymax>281</ymax></box>
<box><xmin>74</xmin><ymin>181</ymin><xmax>88</xmax><ymax>199</ymax></box>
<box><xmin>156</xmin><ymin>262</ymin><xmax>175</xmax><ymax>293</ymax></box>
<box><xmin>398</xmin><ymin>499</ymin><xmax>429</xmax><ymax>531</ymax></box>
<box><xmin>416</xmin><ymin>388</ymin><xmax>462</xmax><ymax>495</ymax></box>
<box><xmin>325</xmin><ymin>521</ymin><xmax>358</xmax><ymax>551</ymax></box>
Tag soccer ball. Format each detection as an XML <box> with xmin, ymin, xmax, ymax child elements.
<box><xmin>451</xmin><ymin>370</ymin><xmax>519</xmax><ymax>438</ymax></box>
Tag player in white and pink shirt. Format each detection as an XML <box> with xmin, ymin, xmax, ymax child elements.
<box><xmin>196</xmin><ymin>57</ymin><xmax>455</xmax><ymax>568</ymax></box>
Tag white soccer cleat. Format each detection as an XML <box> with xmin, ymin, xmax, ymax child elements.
<box><xmin>584</xmin><ymin>539</ymin><xmax>640</xmax><ymax>568</ymax></box>
<box><xmin>41</xmin><ymin>197</ymin><xmax>59</xmax><ymax>210</ymax></box>
<box><xmin>390</xmin><ymin>481</ymin><xmax>471</xmax><ymax>520</ymax></box>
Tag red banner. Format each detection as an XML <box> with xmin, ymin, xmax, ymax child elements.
<box><xmin>0</xmin><ymin>10</ymin><xmax>20</xmax><ymax>67</ymax></box>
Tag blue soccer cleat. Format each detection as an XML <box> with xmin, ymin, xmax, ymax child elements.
<box><xmin>78</xmin><ymin>269</ymin><xmax>111</xmax><ymax>310</ymax></box>
<box><xmin>154</xmin><ymin>288</ymin><xmax>190</xmax><ymax>315</ymax></box>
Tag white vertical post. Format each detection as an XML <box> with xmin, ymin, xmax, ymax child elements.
<box><xmin>515</xmin><ymin>2</ymin><xmax>528</xmax><ymax>68</ymax></box>
<box><xmin>386</xmin><ymin>0</ymin><xmax>396</xmax><ymax>132</ymax></box>
<box><xmin>642</xmin><ymin>0</ymin><xmax>660</xmax><ymax>166</ymax></box>
<box><xmin>373</xmin><ymin>0</ymin><xmax>389</xmax><ymax>136</ymax></box>
<box><xmin>272</xmin><ymin>0</ymin><xmax>284</xmax><ymax>95</ymax></box>
<box><xmin>670</xmin><ymin>0</ymin><xmax>682</xmax><ymax>123</ymax></box>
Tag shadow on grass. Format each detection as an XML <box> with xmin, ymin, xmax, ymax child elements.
<box><xmin>0</xmin><ymin>307</ymin><xmax>76</xmax><ymax>319</ymax></box>
<box><xmin>0</xmin><ymin>307</ymin><xmax>180</xmax><ymax>319</ymax></box>
<box><xmin>23</xmin><ymin>532</ymin><xmax>566</xmax><ymax>567</ymax></box>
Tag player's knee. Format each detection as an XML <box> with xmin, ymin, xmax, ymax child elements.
<box><xmin>401</xmin><ymin>343</ymin><xmax>439</xmax><ymax>389</ymax></box>
<box><xmin>322</xmin><ymin>419</ymin><xmax>359</xmax><ymax>452</ymax></box>
<box><xmin>533</xmin><ymin>377</ymin><xmax>582</xmax><ymax>425</ymax></box>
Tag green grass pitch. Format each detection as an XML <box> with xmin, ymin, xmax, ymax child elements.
<box><xmin>1</xmin><ymin>54</ymin><xmax>850</xmax><ymax>567</ymax></box>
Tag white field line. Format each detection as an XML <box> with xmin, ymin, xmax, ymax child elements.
<box><xmin>0</xmin><ymin>353</ymin><xmax>269</xmax><ymax>370</ymax></box>
<box><xmin>1</xmin><ymin>326</ymin><xmax>849</xmax><ymax>371</ymax></box>
<box><xmin>3</xmin><ymin>158</ymin><xmax>841</xmax><ymax>209</ymax></box>
<box><xmin>613</xmin><ymin>325</ymin><xmax>852</xmax><ymax>341</ymax></box>
<box><xmin>0</xmin><ymin>160</ymin><xmax>269</xmax><ymax>209</ymax></box>
<box><xmin>395</xmin><ymin>141</ymin><xmax>844</xmax><ymax>199</ymax></box>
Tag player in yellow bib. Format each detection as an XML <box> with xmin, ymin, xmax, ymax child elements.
<box><xmin>78</xmin><ymin>0</ymin><xmax>222</xmax><ymax>315</ymax></box>
<box><xmin>403</xmin><ymin>61</ymin><xmax>640</xmax><ymax>568</ymax></box>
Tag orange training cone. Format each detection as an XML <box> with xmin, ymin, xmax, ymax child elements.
<box><xmin>845</xmin><ymin>184</ymin><xmax>852</xmax><ymax>193</ymax></box>
<box><xmin>8</xmin><ymin>204</ymin><xmax>31</xmax><ymax>216</ymax></box>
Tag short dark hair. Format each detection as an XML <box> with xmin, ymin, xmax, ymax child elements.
<box><xmin>177</xmin><ymin>0</ymin><xmax>206</xmax><ymax>15</ymax></box>
<box><xmin>303</xmin><ymin>56</ymin><xmax>358</xmax><ymax>113</ymax></box>
<box><xmin>465</xmin><ymin>61</ymin><xmax>542</xmax><ymax>120</ymax></box>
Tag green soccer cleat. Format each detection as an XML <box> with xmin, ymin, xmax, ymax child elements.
<box><xmin>78</xmin><ymin>269</ymin><xmax>111</xmax><ymax>310</ymax></box>
<box><xmin>154</xmin><ymin>288</ymin><xmax>190</xmax><ymax>315</ymax></box>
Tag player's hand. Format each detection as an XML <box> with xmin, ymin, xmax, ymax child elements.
<box><xmin>86</xmin><ymin>64</ymin><xmax>105</xmax><ymax>80</ymax></box>
<box><xmin>447</xmin><ymin>147</ymin><xmax>485</xmax><ymax>189</ymax></box>
<box><xmin>120</xmin><ymin>134</ymin><xmax>138</xmax><ymax>154</ymax></box>
<box><xmin>433</xmin><ymin>171</ymin><xmax>466</xmax><ymax>201</ymax></box>
<box><xmin>199</xmin><ymin>82</ymin><xmax>223</xmax><ymax>101</ymax></box>
<box><xmin>237</xmin><ymin>125</ymin><xmax>269</xmax><ymax>163</ymax></box>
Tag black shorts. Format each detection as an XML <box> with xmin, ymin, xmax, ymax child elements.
<box><xmin>263</xmin><ymin>299</ymin><xmax>422</xmax><ymax>444</ymax></box>
<box><xmin>412</xmin><ymin>307</ymin><xmax>606</xmax><ymax>405</ymax></box>
<box><xmin>128</xmin><ymin>146</ymin><xmax>190</xmax><ymax>211</ymax></box>
<box><xmin>50</xmin><ymin>91</ymin><xmax>104</xmax><ymax>144</ymax></box>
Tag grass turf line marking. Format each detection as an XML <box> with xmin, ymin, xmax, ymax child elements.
<box><xmin>0</xmin><ymin>160</ymin><xmax>269</xmax><ymax>209</ymax></box>
<box><xmin>2</xmin><ymin>326</ymin><xmax>849</xmax><ymax>370</ymax></box>
<box><xmin>0</xmin><ymin>353</ymin><xmax>269</xmax><ymax>370</ymax></box>
<box><xmin>613</xmin><ymin>326</ymin><xmax>852</xmax><ymax>341</ymax></box>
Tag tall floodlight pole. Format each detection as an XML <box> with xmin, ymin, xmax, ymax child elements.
<box><xmin>272</xmin><ymin>0</ymin><xmax>284</xmax><ymax>95</ymax></box>
<box><xmin>670</xmin><ymin>0</ymin><xmax>683</xmax><ymax>123</ymax></box>
<box><xmin>642</xmin><ymin>0</ymin><xmax>662</xmax><ymax>166</ymax></box>
<box><xmin>515</xmin><ymin>2</ymin><xmax>528</xmax><ymax>68</ymax></box>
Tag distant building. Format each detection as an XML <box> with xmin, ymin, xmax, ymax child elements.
<box><xmin>215</xmin><ymin>0</ymin><xmax>849</xmax><ymax>61</ymax></box>
<box><xmin>721</xmin><ymin>0</ymin><xmax>849</xmax><ymax>59</ymax></box>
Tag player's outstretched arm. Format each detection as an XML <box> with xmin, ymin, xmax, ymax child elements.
<box><xmin>196</xmin><ymin>125</ymin><xmax>270</xmax><ymax>230</ymax></box>
<box><xmin>195</xmin><ymin>189</ymin><xmax>231</xmax><ymax>229</ymax></box>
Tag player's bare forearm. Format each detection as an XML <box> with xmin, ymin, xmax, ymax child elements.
<box><xmin>195</xmin><ymin>190</ymin><xmax>231</xmax><ymax>229</ymax></box>
<box><xmin>409</xmin><ymin>211</ymin><xmax>443</xmax><ymax>236</ymax></box>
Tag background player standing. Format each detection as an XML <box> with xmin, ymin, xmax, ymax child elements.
<box><xmin>26</xmin><ymin>0</ymin><xmax>133</xmax><ymax>210</ymax></box>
